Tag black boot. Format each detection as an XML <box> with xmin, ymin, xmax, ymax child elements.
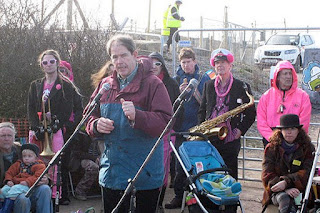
<box><xmin>0</xmin><ymin>198</ymin><xmax>14</xmax><ymax>213</ymax></box>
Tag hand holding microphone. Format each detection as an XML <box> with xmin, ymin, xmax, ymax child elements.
<box><xmin>176</xmin><ymin>78</ymin><xmax>199</xmax><ymax>103</ymax></box>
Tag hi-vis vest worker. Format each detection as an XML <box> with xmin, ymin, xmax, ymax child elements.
<box><xmin>166</xmin><ymin>2</ymin><xmax>182</xmax><ymax>28</ymax></box>
<box><xmin>161</xmin><ymin>5</ymin><xmax>170</xmax><ymax>36</ymax></box>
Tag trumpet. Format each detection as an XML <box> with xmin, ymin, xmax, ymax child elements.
<box><xmin>40</xmin><ymin>95</ymin><xmax>55</xmax><ymax>157</ymax></box>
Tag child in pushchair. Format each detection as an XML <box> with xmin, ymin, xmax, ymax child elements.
<box><xmin>169</xmin><ymin>132</ymin><xmax>244</xmax><ymax>213</ymax></box>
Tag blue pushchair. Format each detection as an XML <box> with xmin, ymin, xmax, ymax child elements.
<box><xmin>170</xmin><ymin>132</ymin><xmax>244</xmax><ymax>213</ymax></box>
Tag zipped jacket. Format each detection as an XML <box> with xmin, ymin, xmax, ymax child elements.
<box><xmin>4</xmin><ymin>159</ymin><xmax>46</xmax><ymax>187</ymax></box>
<box><xmin>174</xmin><ymin>65</ymin><xmax>211</xmax><ymax>131</ymax></box>
<box><xmin>86</xmin><ymin>58</ymin><xmax>172</xmax><ymax>190</ymax></box>
<box><xmin>257</xmin><ymin>61</ymin><xmax>311</xmax><ymax>142</ymax></box>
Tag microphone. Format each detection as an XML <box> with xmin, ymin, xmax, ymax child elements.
<box><xmin>175</xmin><ymin>78</ymin><xmax>199</xmax><ymax>103</ymax></box>
<box><xmin>88</xmin><ymin>83</ymin><xmax>111</xmax><ymax>108</ymax></box>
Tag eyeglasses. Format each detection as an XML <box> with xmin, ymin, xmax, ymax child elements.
<box><xmin>59</xmin><ymin>67</ymin><xmax>69</xmax><ymax>74</ymax></box>
<box><xmin>42</xmin><ymin>59</ymin><xmax>57</xmax><ymax>66</ymax></box>
<box><xmin>154</xmin><ymin>62</ymin><xmax>162</xmax><ymax>67</ymax></box>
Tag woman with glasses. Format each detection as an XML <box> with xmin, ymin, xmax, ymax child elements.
<box><xmin>27</xmin><ymin>49</ymin><xmax>79</xmax><ymax>208</ymax></box>
<box><xmin>148</xmin><ymin>52</ymin><xmax>183</xmax><ymax>212</ymax></box>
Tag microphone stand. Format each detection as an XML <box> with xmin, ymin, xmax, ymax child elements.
<box><xmin>54</xmin><ymin>155</ymin><xmax>62</xmax><ymax>212</ymax></box>
<box><xmin>111</xmin><ymin>99</ymin><xmax>185</xmax><ymax>213</ymax></box>
<box><xmin>25</xmin><ymin>100</ymin><xmax>100</xmax><ymax>198</ymax></box>
<box><xmin>300</xmin><ymin>129</ymin><xmax>320</xmax><ymax>213</ymax></box>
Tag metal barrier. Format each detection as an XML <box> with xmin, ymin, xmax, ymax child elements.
<box><xmin>238</xmin><ymin>122</ymin><xmax>320</xmax><ymax>182</ymax></box>
<box><xmin>171</xmin><ymin>26</ymin><xmax>320</xmax><ymax>75</ymax></box>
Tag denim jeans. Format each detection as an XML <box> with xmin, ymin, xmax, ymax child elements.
<box><xmin>14</xmin><ymin>184</ymin><xmax>53</xmax><ymax>213</ymax></box>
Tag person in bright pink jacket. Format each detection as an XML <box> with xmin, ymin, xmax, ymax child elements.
<box><xmin>257</xmin><ymin>60</ymin><xmax>311</xmax><ymax>147</ymax></box>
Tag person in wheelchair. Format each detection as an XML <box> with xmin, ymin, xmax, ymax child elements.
<box><xmin>262</xmin><ymin>114</ymin><xmax>315</xmax><ymax>213</ymax></box>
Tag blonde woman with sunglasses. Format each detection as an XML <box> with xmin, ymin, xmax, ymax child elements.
<box><xmin>27</xmin><ymin>49</ymin><xmax>79</xmax><ymax>207</ymax></box>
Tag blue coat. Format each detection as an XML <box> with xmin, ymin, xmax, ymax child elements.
<box><xmin>175</xmin><ymin>65</ymin><xmax>210</xmax><ymax>131</ymax></box>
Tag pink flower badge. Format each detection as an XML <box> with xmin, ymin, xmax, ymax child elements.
<box><xmin>56</xmin><ymin>84</ymin><xmax>61</xmax><ymax>90</ymax></box>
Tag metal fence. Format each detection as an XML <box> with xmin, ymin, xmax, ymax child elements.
<box><xmin>171</xmin><ymin>27</ymin><xmax>320</xmax><ymax>75</ymax></box>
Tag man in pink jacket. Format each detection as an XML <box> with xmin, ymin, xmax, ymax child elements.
<box><xmin>257</xmin><ymin>60</ymin><xmax>311</xmax><ymax>147</ymax></box>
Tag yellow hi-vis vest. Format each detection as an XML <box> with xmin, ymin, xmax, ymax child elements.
<box><xmin>166</xmin><ymin>4</ymin><xmax>181</xmax><ymax>28</ymax></box>
<box><xmin>161</xmin><ymin>6</ymin><xmax>170</xmax><ymax>36</ymax></box>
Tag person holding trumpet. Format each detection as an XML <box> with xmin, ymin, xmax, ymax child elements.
<box><xmin>27</xmin><ymin>49</ymin><xmax>80</xmax><ymax>207</ymax></box>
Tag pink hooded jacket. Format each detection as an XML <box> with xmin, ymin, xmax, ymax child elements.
<box><xmin>257</xmin><ymin>61</ymin><xmax>311</xmax><ymax>142</ymax></box>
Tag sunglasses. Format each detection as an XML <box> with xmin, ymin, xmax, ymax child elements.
<box><xmin>42</xmin><ymin>59</ymin><xmax>57</xmax><ymax>66</ymax></box>
<box><xmin>59</xmin><ymin>67</ymin><xmax>69</xmax><ymax>73</ymax></box>
<box><xmin>154</xmin><ymin>62</ymin><xmax>162</xmax><ymax>67</ymax></box>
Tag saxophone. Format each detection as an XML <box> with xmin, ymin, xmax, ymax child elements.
<box><xmin>189</xmin><ymin>84</ymin><xmax>254</xmax><ymax>140</ymax></box>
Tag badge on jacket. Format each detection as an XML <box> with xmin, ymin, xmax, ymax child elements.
<box><xmin>293</xmin><ymin>159</ymin><xmax>301</xmax><ymax>166</ymax></box>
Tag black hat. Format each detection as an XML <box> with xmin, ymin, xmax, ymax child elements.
<box><xmin>275</xmin><ymin>114</ymin><xmax>303</xmax><ymax>129</ymax></box>
<box><xmin>21</xmin><ymin>143</ymin><xmax>40</xmax><ymax>157</ymax></box>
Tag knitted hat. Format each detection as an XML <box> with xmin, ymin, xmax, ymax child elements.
<box><xmin>59</xmin><ymin>60</ymin><xmax>74</xmax><ymax>82</ymax></box>
<box><xmin>21</xmin><ymin>143</ymin><xmax>40</xmax><ymax>157</ymax></box>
